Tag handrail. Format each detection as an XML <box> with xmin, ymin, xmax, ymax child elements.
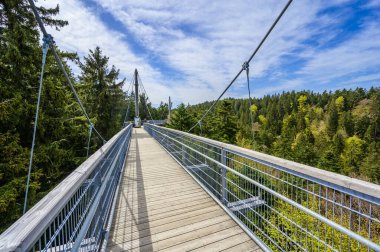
<box><xmin>0</xmin><ymin>124</ymin><xmax>132</xmax><ymax>252</ymax></box>
<box><xmin>144</xmin><ymin>124</ymin><xmax>380</xmax><ymax>252</ymax></box>
<box><xmin>158</xmin><ymin>126</ymin><xmax>380</xmax><ymax>201</ymax></box>
<box><xmin>145</xmin><ymin>119</ymin><xmax>167</xmax><ymax>125</ymax></box>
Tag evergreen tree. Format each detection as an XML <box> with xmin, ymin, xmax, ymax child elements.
<box><xmin>79</xmin><ymin>47</ymin><xmax>126</xmax><ymax>139</ymax></box>
<box><xmin>0</xmin><ymin>0</ymin><xmax>80</xmax><ymax>231</ymax></box>
<box><xmin>318</xmin><ymin>148</ymin><xmax>341</xmax><ymax>172</ymax></box>
<box><xmin>360</xmin><ymin>143</ymin><xmax>380</xmax><ymax>183</ymax></box>
<box><xmin>326</xmin><ymin>102</ymin><xmax>339</xmax><ymax>137</ymax></box>
<box><xmin>173</xmin><ymin>88</ymin><xmax>380</xmax><ymax>183</ymax></box>
<box><xmin>341</xmin><ymin>135</ymin><xmax>365</xmax><ymax>175</ymax></box>
<box><xmin>208</xmin><ymin>101</ymin><xmax>238</xmax><ymax>143</ymax></box>
<box><xmin>167</xmin><ymin>103</ymin><xmax>194</xmax><ymax>131</ymax></box>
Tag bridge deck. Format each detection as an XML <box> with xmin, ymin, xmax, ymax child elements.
<box><xmin>107</xmin><ymin>128</ymin><xmax>261</xmax><ymax>252</ymax></box>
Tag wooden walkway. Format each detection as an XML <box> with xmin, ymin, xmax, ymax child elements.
<box><xmin>107</xmin><ymin>128</ymin><xmax>262</xmax><ymax>252</ymax></box>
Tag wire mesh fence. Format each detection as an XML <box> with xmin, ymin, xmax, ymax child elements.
<box><xmin>0</xmin><ymin>125</ymin><xmax>132</xmax><ymax>252</ymax></box>
<box><xmin>145</xmin><ymin>124</ymin><xmax>380</xmax><ymax>252</ymax></box>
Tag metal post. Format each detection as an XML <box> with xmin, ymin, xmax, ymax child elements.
<box><xmin>134</xmin><ymin>69</ymin><xmax>139</xmax><ymax>118</ymax></box>
<box><xmin>168</xmin><ymin>96</ymin><xmax>172</xmax><ymax>119</ymax></box>
<box><xmin>133</xmin><ymin>69</ymin><xmax>141</xmax><ymax>127</ymax></box>
<box><xmin>181</xmin><ymin>144</ymin><xmax>185</xmax><ymax>165</ymax></box>
<box><xmin>86</xmin><ymin>124</ymin><xmax>93</xmax><ymax>158</ymax></box>
<box><xmin>221</xmin><ymin>148</ymin><xmax>227</xmax><ymax>204</ymax></box>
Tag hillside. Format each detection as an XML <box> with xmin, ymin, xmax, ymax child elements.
<box><xmin>166</xmin><ymin>87</ymin><xmax>380</xmax><ymax>184</ymax></box>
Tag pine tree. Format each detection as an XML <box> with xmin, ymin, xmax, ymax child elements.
<box><xmin>167</xmin><ymin>103</ymin><xmax>194</xmax><ymax>131</ymax></box>
<box><xmin>326</xmin><ymin>102</ymin><xmax>339</xmax><ymax>137</ymax></box>
<box><xmin>0</xmin><ymin>0</ymin><xmax>77</xmax><ymax>231</ymax></box>
<box><xmin>79</xmin><ymin>47</ymin><xmax>126</xmax><ymax>138</ymax></box>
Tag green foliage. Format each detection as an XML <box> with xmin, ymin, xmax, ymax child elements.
<box><xmin>359</xmin><ymin>143</ymin><xmax>380</xmax><ymax>183</ymax></box>
<box><xmin>166</xmin><ymin>103</ymin><xmax>195</xmax><ymax>131</ymax></box>
<box><xmin>79</xmin><ymin>46</ymin><xmax>126</xmax><ymax>139</ymax></box>
<box><xmin>318</xmin><ymin>147</ymin><xmax>341</xmax><ymax>172</ymax></box>
<box><xmin>297</xmin><ymin>94</ymin><xmax>308</xmax><ymax>113</ymax></box>
<box><xmin>250</xmin><ymin>104</ymin><xmax>258</xmax><ymax>113</ymax></box>
<box><xmin>0</xmin><ymin>1</ymin><xmax>142</xmax><ymax>232</ymax></box>
<box><xmin>341</xmin><ymin>135</ymin><xmax>365</xmax><ymax>175</ymax></box>
<box><xmin>326</xmin><ymin>101</ymin><xmax>339</xmax><ymax>137</ymax></box>
<box><xmin>207</xmin><ymin>100</ymin><xmax>238</xmax><ymax>143</ymax></box>
<box><xmin>168</xmin><ymin>88</ymin><xmax>380</xmax><ymax>184</ymax></box>
<box><xmin>335</xmin><ymin>95</ymin><xmax>345</xmax><ymax>113</ymax></box>
<box><xmin>258</xmin><ymin>115</ymin><xmax>268</xmax><ymax>127</ymax></box>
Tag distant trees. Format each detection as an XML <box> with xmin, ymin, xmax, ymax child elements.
<box><xmin>167</xmin><ymin>88</ymin><xmax>380</xmax><ymax>184</ymax></box>
<box><xmin>166</xmin><ymin>103</ymin><xmax>194</xmax><ymax>131</ymax></box>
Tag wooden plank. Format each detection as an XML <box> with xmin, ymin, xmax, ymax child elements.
<box><xmin>111</xmin><ymin>204</ymin><xmax>221</xmax><ymax>230</ymax></box>
<box><xmin>107</xmin><ymin>128</ymin><xmax>261</xmax><ymax>252</ymax></box>
<box><xmin>220</xmin><ymin>241</ymin><xmax>261</xmax><ymax>252</ymax></box>
<box><xmin>111</xmin><ymin>201</ymin><xmax>216</xmax><ymax>228</ymax></box>
<box><xmin>147</xmin><ymin>219</ymin><xmax>237</xmax><ymax>251</ymax></box>
<box><xmin>108</xmin><ymin>215</ymin><xmax>233</xmax><ymax>250</ymax></box>
<box><xmin>113</xmin><ymin>192</ymin><xmax>211</xmax><ymax>212</ymax></box>
<box><xmin>191</xmin><ymin>233</ymin><xmax>252</xmax><ymax>251</ymax></box>
<box><xmin>159</xmin><ymin>226</ymin><xmax>244</xmax><ymax>252</ymax></box>
<box><xmin>110</xmin><ymin>208</ymin><xmax>226</xmax><ymax>240</ymax></box>
<box><xmin>112</xmin><ymin>197</ymin><xmax>214</xmax><ymax>220</ymax></box>
<box><xmin>117</xmin><ymin>189</ymin><xmax>206</xmax><ymax>205</ymax></box>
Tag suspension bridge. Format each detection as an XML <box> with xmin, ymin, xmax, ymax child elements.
<box><xmin>0</xmin><ymin>0</ymin><xmax>380</xmax><ymax>251</ymax></box>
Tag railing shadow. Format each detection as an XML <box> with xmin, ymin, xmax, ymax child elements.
<box><xmin>134</xmin><ymin>135</ymin><xmax>153</xmax><ymax>250</ymax></box>
<box><xmin>108</xmin><ymin>129</ymin><xmax>153</xmax><ymax>251</ymax></box>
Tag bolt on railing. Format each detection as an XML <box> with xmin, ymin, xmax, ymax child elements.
<box><xmin>145</xmin><ymin>124</ymin><xmax>380</xmax><ymax>252</ymax></box>
<box><xmin>0</xmin><ymin>124</ymin><xmax>132</xmax><ymax>252</ymax></box>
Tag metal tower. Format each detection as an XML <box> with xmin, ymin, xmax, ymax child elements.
<box><xmin>134</xmin><ymin>69</ymin><xmax>141</xmax><ymax>127</ymax></box>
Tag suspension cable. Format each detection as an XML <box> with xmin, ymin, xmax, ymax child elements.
<box><xmin>137</xmin><ymin>75</ymin><xmax>156</xmax><ymax>124</ymax></box>
<box><xmin>124</xmin><ymin>98</ymin><xmax>132</xmax><ymax>126</ymax></box>
<box><xmin>86</xmin><ymin>124</ymin><xmax>93</xmax><ymax>158</ymax></box>
<box><xmin>122</xmin><ymin>77</ymin><xmax>134</xmax><ymax>126</ymax></box>
<box><xmin>187</xmin><ymin>0</ymin><xmax>293</xmax><ymax>133</ymax></box>
<box><xmin>243</xmin><ymin>61</ymin><xmax>255</xmax><ymax>143</ymax></box>
<box><xmin>23</xmin><ymin>35</ymin><xmax>50</xmax><ymax>214</ymax></box>
<box><xmin>26</xmin><ymin>0</ymin><xmax>106</xmax><ymax>143</ymax></box>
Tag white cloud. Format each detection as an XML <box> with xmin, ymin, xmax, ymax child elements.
<box><xmin>40</xmin><ymin>0</ymin><xmax>380</xmax><ymax>106</ymax></box>
<box><xmin>40</xmin><ymin>0</ymin><xmax>174</xmax><ymax>105</ymax></box>
<box><xmin>296</xmin><ymin>22</ymin><xmax>380</xmax><ymax>85</ymax></box>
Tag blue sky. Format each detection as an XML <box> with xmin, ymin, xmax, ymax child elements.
<box><xmin>42</xmin><ymin>0</ymin><xmax>380</xmax><ymax>106</ymax></box>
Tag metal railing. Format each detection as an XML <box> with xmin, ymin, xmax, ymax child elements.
<box><xmin>144</xmin><ymin>124</ymin><xmax>380</xmax><ymax>252</ymax></box>
<box><xmin>145</xmin><ymin>119</ymin><xmax>167</xmax><ymax>125</ymax></box>
<box><xmin>0</xmin><ymin>124</ymin><xmax>132</xmax><ymax>252</ymax></box>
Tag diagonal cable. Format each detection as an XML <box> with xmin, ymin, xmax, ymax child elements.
<box><xmin>243</xmin><ymin>62</ymin><xmax>255</xmax><ymax>143</ymax></box>
<box><xmin>137</xmin><ymin>75</ymin><xmax>156</xmax><ymax>123</ymax></box>
<box><xmin>23</xmin><ymin>35</ymin><xmax>50</xmax><ymax>214</ymax></box>
<box><xmin>123</xmin><ymin>76</ymin><xmax>134</xmax><ymax>125</ymax></box>
<box><xmin>188</xmin><ymin>0</ymin><xmax>293</xmax><ymax>133</ymax></box>
<box><xmin>27</xmin><ymin>0</ymin><xmax>106</xmax><ymax>143</ymax></box>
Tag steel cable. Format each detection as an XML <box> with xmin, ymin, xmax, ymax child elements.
<box><xmin>27</xmin><ymin>0</ymin><xmax>106</xmax><ymax>143</ymax></box>
<box><xmin>23</xmin><ymin>35</ymin><xmax>50</xmax><ymax>214</ymax></box>
<box><xmin>188</xmin><ymin>0</ymin><xmax>293</xmax><ymax>133</ymax></box>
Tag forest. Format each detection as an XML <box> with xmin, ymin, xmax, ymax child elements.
<box><xmin>167</xmin><ymin>87</ymin><xmax>380</xmax><ymax>184</ymax></box>
<box><xmin>0</xmin><ymin>1</ymin><xmax>166</xmax><ymax>232</ymax></box>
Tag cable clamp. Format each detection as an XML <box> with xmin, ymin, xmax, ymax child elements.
<box><xmin>42</xmin><ymin>34</ymin><xmax>54</xmax><ymax>48</ymax></box>
<box><xmin>41</xmin><ymin>34</ymin><xmax>54</xmax><ymax>65</ymax></box>
<box><xmin>242</xmin><ymin>61</ymin><xmax>249</xmax><ymax>71</ymax></box>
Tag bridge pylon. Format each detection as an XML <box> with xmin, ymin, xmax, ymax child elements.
<box><xmin>133</xmin><ymin>68</ymin><xmax>141</xmax><ymax>128</ymax></box>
